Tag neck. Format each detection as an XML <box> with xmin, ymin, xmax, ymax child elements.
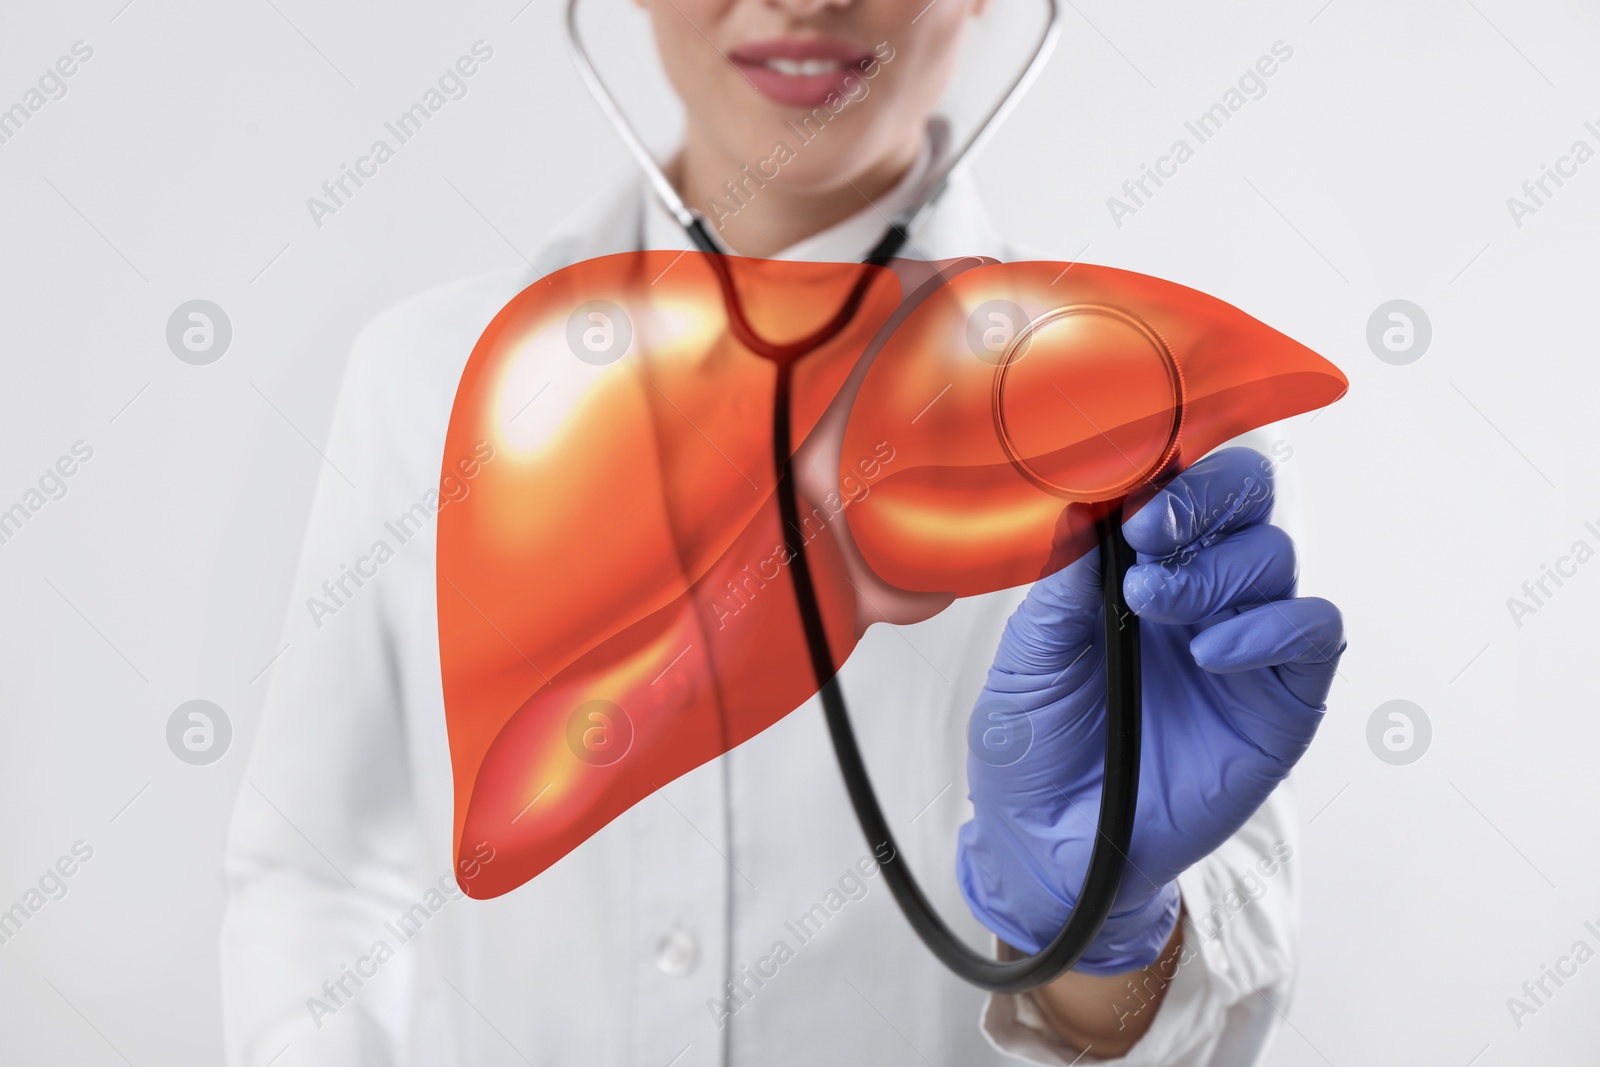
<box><xmin>671</xmin><ymin>125</ymin><xmax>924</xmax><ymax>258</ymax></box>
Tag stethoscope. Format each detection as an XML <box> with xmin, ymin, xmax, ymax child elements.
<box><xmin>567</xmin><ymin>0</ymin><xmax>1147</xmax><ymax>994</ymax></box>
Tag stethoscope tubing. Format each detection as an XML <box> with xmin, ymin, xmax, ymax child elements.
<box><xmin>689</xmin><ymin>235</ymin><xmax>1142</xmax><ymax>992</ymax></box>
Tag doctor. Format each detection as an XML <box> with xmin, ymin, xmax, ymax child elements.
<box><xmin>221</xmin><ymin>0</ymin><xmax>1344</xmax><ymax>1063</ymax></box>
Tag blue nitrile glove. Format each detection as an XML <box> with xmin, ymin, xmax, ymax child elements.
<box><xmin>955</xmin><ymin>446</ymin><xmax>1346</xmax><ymax>975</ymax></box>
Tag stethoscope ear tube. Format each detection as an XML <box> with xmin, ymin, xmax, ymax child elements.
<box><xmin>566</xmin><ymin>0</ymin><xmax>1065</xmax><ymax>252</ymax></box>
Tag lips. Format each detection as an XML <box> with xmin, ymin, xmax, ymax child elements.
<box><xmin>436</xmin><ymin>252</ymin><xmax>1348</xmax><ymax>899</ymax></box>
<box><xmin>730</xmin><ymin>37</ymin><xmax>877</xmax><ymax>109</ymax></box>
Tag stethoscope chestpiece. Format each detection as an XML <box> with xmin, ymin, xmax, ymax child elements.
<box><xmin>989</xmin><ymin>303</ymin><xmax>1185</xmax><ymax>503</ymax></box>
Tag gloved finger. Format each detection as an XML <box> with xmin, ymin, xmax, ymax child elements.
<box><xmin>1122</xmin><ymin>446</ymin><xmax>1276</xmax><ymax>559</ymax></box>
<box><xmin>1190</xmin><ymin>596</ymin><xmax>1345</xmax><ymax>708</ymax></box>
<box><xmin>1123</xmin><ymin>522</ymin><xmax>1296</xmax><ymax>625</ymax></box>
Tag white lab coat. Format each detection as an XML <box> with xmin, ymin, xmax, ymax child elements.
<box><xmin>220</xmin><ymin>138</ymin><xmax>1303</xmax><ymax>1067</ymax></box>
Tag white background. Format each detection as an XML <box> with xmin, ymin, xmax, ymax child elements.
<box><xmin>1</xmin><ymin>0</ymin><xmax>1596</xmax><ymax>1064</ymax></box>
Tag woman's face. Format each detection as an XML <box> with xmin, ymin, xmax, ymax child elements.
<box><xmin>638</xmin><ymin>0</ymin><xmax>988</xmax><ymax>195</ymax></box>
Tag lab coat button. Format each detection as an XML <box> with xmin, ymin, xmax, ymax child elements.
<box><xmin>655</xmin><ymin>927</ymin><xmax>699</xmax><ymax>976</ymax></box>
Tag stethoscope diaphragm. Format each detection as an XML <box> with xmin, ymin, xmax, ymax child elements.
<box><xmin>990</xmin><ymin>303</ymin><xmax>1185</xmax><ymax>502</ymax></box>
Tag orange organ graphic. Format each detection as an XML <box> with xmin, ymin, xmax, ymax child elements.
<box><xmin>437</xmin><ymin>251</ymin><xmax>1348</xmax><ymax>898</ymax></box>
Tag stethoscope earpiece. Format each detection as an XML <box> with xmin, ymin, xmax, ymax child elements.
<box><xmin>563</xmin><ymin>0</ymin><xmax>1064</xmax><ymax>253</ymax></box>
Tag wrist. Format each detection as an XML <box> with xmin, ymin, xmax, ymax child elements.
<box><xmin>1071</xmin><ymin>881</ymin><xmax>1182</xmax><ymax>977</ymax></box>
<box><xmin>1014</xmin><ymin>909</ymin><xmax>1188</xmax><ymax>1057</ymax></box>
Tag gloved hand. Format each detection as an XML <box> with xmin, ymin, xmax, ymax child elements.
<box><xmin>956</xmin><ymin>446</ymin><xmax>1345</xmax><ymax>975</ymax></box>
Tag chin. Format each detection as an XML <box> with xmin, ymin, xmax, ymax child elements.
<box><xmin>749</xmin><ymin>127</ymin><xmax>895</xmax><ymax>179</ymax></box>
<box><xmin>769</xmin><ymin>154</ymin><xmax>872</xmax><ymax>190</ymax></box>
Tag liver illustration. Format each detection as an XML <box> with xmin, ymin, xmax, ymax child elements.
<box><xmin>437</xmin><ymin>251</ymin><xmax>1347</xmax><ymax>898</ymax></box>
